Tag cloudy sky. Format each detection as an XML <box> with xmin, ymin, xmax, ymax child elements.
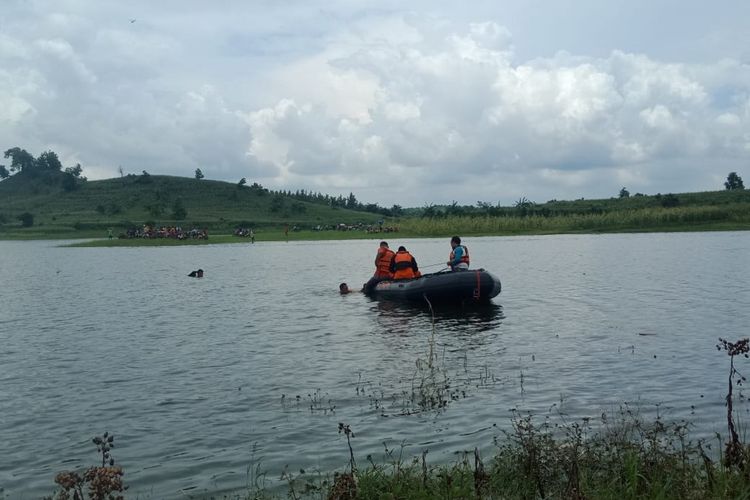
<box><xmin>1</xmin><ymin>1</ymin><xmax>749</xmax><ymax>207</ymax></box>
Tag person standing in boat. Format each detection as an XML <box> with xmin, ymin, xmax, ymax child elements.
<box><xmin>390</xmin><ymin>246</ymin><xmax>420</xmax><ymax>280</ymax></box>
<box><xmin>447</xmin><ymin>236</ymin><xmax>470</xmax><ymax>271</ymax></box>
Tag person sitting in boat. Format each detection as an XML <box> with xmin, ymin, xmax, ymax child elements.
<box><xmin>188</xmin><ymin>269</ymin><xmax>204</xmax><ymax>278</ymax></box>
<box><xmin>364</xmin><ymin>241</ymin><xmax>395</xmax><ymax>292</ymax></box>
<box><xmin>447</xmin><ymin>236</ymin><xmax>470</xmax><ymax>271</ymax></box>
<box><xmin>390</xmin><ymin>246</ymin><xmax>420</xmax><ymax>280</ymax></box>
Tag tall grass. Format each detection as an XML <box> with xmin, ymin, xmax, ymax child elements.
<box><xmin>232</xmin><ymin>406</ymin><xmax>750</xmax><ymax>500</ymax></box>
<box><xmin>398</xmin><ymin>203</ymin><xmax>750</xmax><ymax>236</ymax></box>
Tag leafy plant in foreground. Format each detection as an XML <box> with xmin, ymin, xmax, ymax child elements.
<box><xmin>47</xmin><ymin>432</ymin><xmax>126</xmax><ymax>500</ymax></box>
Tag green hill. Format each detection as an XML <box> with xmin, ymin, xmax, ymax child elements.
<box><xmin>2</xmin><ymin>162</ymin><xmax>750</xmax><ymax>241</ymax></box>
<box><xmin>0</xmin><ymin>171</ymin><xmax>380</xmax><ymax>238</ymax></box>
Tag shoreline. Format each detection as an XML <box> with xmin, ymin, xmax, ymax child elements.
<box><xmin>0</xmin><ymin>220</ymin><xmax>746</xmax><ymax>247</ymax></box>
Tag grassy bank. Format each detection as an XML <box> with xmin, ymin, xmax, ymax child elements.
<box><xmin>64</xmin><ymin>217</ymin><xmax>750</xmax><ymax>248</ymax></box>
<box><xmin>63</xmin><ymin>229</ymin><xmax>392</xmax><ymax>247</ymax></box>
<box><xmin>47</xmin><ymin>406</ymin><xmax>750</xmax><ymax>500</ymax></box>
<box><xmin>265</xmin><ymin>411</ymin><xmax>747</xmax><ymax>500</ymax></box>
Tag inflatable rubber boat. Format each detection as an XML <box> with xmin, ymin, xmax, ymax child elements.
<box><xmin>366</xmin><ymin>269</ymin><xmax>501</xmax><ymax>304</ymax></box>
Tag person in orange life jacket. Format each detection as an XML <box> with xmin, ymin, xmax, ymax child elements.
<box><xmin>363</xmin><ymin>241</ymin><xmax>395</xmax><ymax>292</ymax></box>
<box><xmin>447</xmin><ymin>236</ymin><xmax>470</xmax><ymax>271</ymax></box>
<box><xmin>390</xmin><ymin>246</ymin><xmax>420</xmax><ymax>280</ymax></box>
<box><xmin>374</xmin><ymin>241</ymin><xmax>395</xmax><ymax>278</ymax></box>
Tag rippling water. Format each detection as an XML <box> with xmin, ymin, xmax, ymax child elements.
<box><xmin>1</xmin><ymin>232</ymin><xmax>749</xmax><ymax>498</ymax></box>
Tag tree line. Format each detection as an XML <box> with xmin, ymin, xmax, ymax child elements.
<box><xmin>1</xmin><ymin>147</ymin><xmax>86</xmax><ymax>191</ymax></box>
<box><xmin>193</xmin><ymin>167</ymin><xmax>402</xmax><ymax>217</ymax></box>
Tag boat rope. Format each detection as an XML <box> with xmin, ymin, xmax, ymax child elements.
<box><xmin>473</xmin><ymin>270</ymin><xmax>481</xmax><ymax>299</ymax></box>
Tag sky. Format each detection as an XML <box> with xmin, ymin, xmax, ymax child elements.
<box><xmin>1</xmin><ymin>0</ymin><xmax>749</xmax><ymax>207</ymax></box>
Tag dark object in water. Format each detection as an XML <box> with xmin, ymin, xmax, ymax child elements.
<box><xmin>188</xmin><ymin>269</ymin><xmax>204</xmax><ymax>278</ymax></box>
<box><xmin>365</xmin><ymin>269</ymin><xmax>501</xmax><ymax>303</ymax></box>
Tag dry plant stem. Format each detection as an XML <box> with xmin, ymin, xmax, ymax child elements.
<box><xmin>718</xmin><ymin>337</ymin><xmax>749</xmax><ymax>469</ymax></box>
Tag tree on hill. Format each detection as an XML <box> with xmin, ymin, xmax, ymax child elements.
<box><xmin>237</xmin><ymin>177</ymin><xmax>246</xmax><ymax>188</ymax></box>
<box><xmin>725</xmin><ymin>172</ymin><xmax>744</xmax><ymax>190</ymax></box>
<box><xmin>658</xmin><ymin>193</ymin><xmax>680</xmax><ymax>207</ymax></box>
<box><xmin>619</xmin><ymin>187</ymin><xmax>630</xmax><ymax>198</ymax></box>
<box><xmin>172</xmin><ymin>198</ymin><xmax>187</xmax><ymax>220</ymax></box>
<box><xmin>61</xmin><ymin>163</ymin><xmax>86</xmax><ymax>191</ymax></box>
<box><xmin>35</xmin><ymin>150</ymin><xmax>63</xmax><ymax>171</ymax></box>
<box><xmin>2</xmin><ymin>147</ymin><xmax>87</xmax><ymax>189</ymax></box>
<box><xmin>64</xmin><ymin>163</ymin><xmax>84</xmax><ymax>179</ymax></box>
<box><xmin>136</xmin><ymin>170</ymin><xmax>153</xmax><ymax>184</ymax></box>
<box><xmin>195</xmin><ymin>168</ymin><xmax>204</xmax><ymax>180</ymax></box>
<box><xmin>4</xmin><ymin>147</ymin><xmax>35</xmax><ymax>173</ymax></box>
<box><xmin>18</xmin><ymin>212</ymin><xmax>34</xmax><ymax>227</ymax></box>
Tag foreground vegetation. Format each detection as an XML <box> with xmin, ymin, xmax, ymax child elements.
<box><xmin>45</xmin><ymin>338</ymin><xmax>750</xmax><ymax>500</ymax></box>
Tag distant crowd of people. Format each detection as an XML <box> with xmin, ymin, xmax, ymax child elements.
<box><xmin>121</xmin><ymin>225</ymin><xmax>208</xmax><ymax>240</ymax></box>
<box><xmin>364</xmin><ymin>224</ymin><xmax>399</xmax><ymax>233</ymax></box>
<box><xmin>310</xmin><ymin>222</ymin><xmax>399</xmax><ymax>232</ymax></box>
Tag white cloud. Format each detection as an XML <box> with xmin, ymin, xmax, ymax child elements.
<box><xmin>0</xmin><ymin>2</ymin><xmax>748</xmax><ymax>206</ymax></box>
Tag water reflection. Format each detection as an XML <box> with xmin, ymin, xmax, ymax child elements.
<box><xmin>371</xmin><ymin>299</ymin><xmax>505</xmax><ymax>339</ymax></box>
<box><xmin>354</xmin><ymin>300</ymin><xmax>506</xmax><ymax>418</ymax></box>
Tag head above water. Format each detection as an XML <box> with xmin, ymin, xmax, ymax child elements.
<box><xmin>339</xmin><ymin>282</ymin><xmax>350</xmax><ymax>294</ymax></box>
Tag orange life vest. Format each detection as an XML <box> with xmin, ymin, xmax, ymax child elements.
<box><xmin>449</xmin><ymin>245</ymin><xmax>470</xmax><ymax>266</ymax></box>
<box><xmin>392</xmin><ymin>251</ymin><xmax>416</xmax><ymax>280</ymax></box>
<box><xmin>375</xmin><ymin>248</ymin><xmax>395</xmax><ymax>278</ymax></box>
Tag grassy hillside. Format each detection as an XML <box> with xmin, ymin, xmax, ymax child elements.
<box><xmin>0</xmin><ymin>172</ymin><xmax>380</xmax><ymax>238</ymax></box>
<box><xmin>2</xmin><ymin>169</ymin><xmax>750</xmax><ymax>241</ymax></box>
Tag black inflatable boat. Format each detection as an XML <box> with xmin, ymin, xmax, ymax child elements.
<box><xmin>366</xmin><ymin>269</ymin><xmax>501</xmax><ymax>303</ymax></box>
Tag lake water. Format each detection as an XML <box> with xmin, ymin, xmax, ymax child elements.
<box><xmin>1</xmin><ymin>232</ymin><xmax>749</xmax><ymax>498</ymax></box>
